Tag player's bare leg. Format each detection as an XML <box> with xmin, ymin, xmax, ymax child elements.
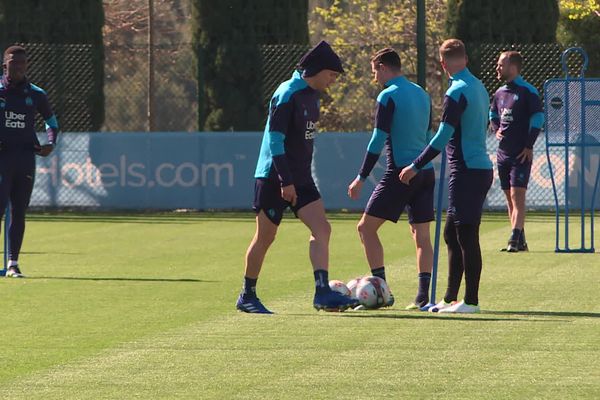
<box><xmin>244</xmin><ymin>211</ymin><xmax>278</xmax><ymax>279</ymax></box>
<box><xmin>236</xmin><ymin>211</ymin><xmax>278</xmax><ymax>314</ymax></box>
<box><xmin>507</xmin><ymin>187</ymin><xmax>528</xmax><ymax>252</ymax></box>
<box><xmin>299</xmin><ymin>199</ymin><xmax>357</xmax><ymax>311</ymax></box>
<box><xmin>356</xmin><ymin>213</ymin><xmax>386</xmax><ymax>270</ymax></box>
<box><xmin>297</xmin><ymin>199</ymin><xmax>331</xmax><ymax>271</ymax></box>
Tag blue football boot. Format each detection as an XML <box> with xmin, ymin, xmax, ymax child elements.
<box><xmin>313</xmin><ymin>290</ymin><xmax>359</xmax><ymax>312</ymax></box>
<box><xmin>236</xmin><ymin>294</ymin><xmax>274</xmax><ymax>314</ymax></box>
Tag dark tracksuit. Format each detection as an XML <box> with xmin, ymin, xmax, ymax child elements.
<box><xmin>0</xmin><ymin>75</ymin><xmax>58</xmax><ymax>261</ymax></box>
<box><xmin>411</xmin><ymin>68</ymin><xmax>493</xmax><ymax>306</ymax></box>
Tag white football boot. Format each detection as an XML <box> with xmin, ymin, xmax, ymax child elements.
<box><xmin>437</xmin><ymin>300</ymin><xmax>480</xmax><ymax>314</ymax></box>
<box><xmin>428</xmin><ymin>299</ymin><xmax>456</xmax><ymax>313</ymax></box>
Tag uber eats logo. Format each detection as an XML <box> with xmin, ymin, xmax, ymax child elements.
<box><xmin>5</xmin><ymin>111</ymin><xmax>26</xmax><ymax>128</ymax></box>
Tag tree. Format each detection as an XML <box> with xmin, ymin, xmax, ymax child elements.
<box><xmin>310</xmin><ymin>0</ymin><xmax>447</xmax><ymax>131</ymax></box>
<box><xmin>0</xmin><ymin>0</ymin><xmax>104</xmax><ymax>131</ymax></box>
<box><xmin>192</xmin><ymin>0</ymin><xmax>309</xmax><ymax>131</ymax></box>
<box><xmin>558</xmin><ymin>0</ymin><xmax>600</xmax><ymax>76</ymax></box>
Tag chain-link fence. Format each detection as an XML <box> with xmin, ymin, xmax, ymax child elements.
<box><xmin>17</xmin><ymin>43</ymin><xmax>103</xmax><ymax>132</ymax></box>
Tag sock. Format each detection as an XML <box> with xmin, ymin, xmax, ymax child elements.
<box><xmin>242</xmin><ymin>276</ymin><xmax>257</xmax><ymax>298</ymax></box>
<box><xmin>519</xmin><ymin>228</ymin><xmax>526</xmax><ymax>245</ymax></box>
<box><xmin>415</xmin><ymin>272</ymin><xmax>431</xmax><ymax>304</ymax></box>
<box><xmin>314</xmin><ymin>269</ymin><xmax>330</xmax><ymax>294</ymax></box>
<box><xmin>371</xmin><ymin>266</ymin><xmax>386</xmax><ymax>281</ymax></box>
<box><xmin>510</xmin><ymin>228</ymin><xmax>521</xmax><ymax>242</ymax></box>
<box><xmin>8</xmin><ymin>260</ymin><xmax>18</xmax><ymax>267</ymax></box>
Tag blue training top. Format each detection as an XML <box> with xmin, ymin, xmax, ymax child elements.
<box><xmin>0</xmin><ymin>76</ymin><xmax>58</xmax><ymax>150</ymax></box>
<box><xmin>358</xmin><ymin>75</ymin><xmax>433</xmax><ymax>179</ymax></box>
<box><xmin>489</xmin><ymin>75</ymin><xmax>544</xmax><ymax>159</ymax></box>
<box><xmin>413</xmin><ymin>68</ymin><xmax>492</xmax><ymax>172</ymax></box>
<box><xmin>254</xmin><ymin>70</ymin><xmax>320</xmax><ymax>186</ymax></box>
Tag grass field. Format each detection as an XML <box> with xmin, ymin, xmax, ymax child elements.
<box><xmin>0</xmin><ymin>212</ymin><xmax>598</xmax><ymax>399</ymax></box>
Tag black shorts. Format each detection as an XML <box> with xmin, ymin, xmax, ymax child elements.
<box><xmin>365</xmin><ymin>167</ymin><xmax>435</xmax><ymax>224</ymax></box>
<box><xmin>497</xmin><ymin>156</ymin><xmax>532</xmax><ymax>190</ymax></box>
<box><xmin>447</xmin><ymin>169</ymin><xmax>493</xmax><ymax>226</ymax></box>
<box><xmin>252</xmin><ymin>178</ymin><xmax>321</xmax><ymax>225</ymax></box>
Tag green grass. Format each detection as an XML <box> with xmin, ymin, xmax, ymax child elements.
<box><xmin>0</xmin><ymin>212</ymin><xmax>598</xmax><ymax>399</ymax></box>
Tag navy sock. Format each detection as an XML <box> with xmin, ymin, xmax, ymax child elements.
<box><xmin>314</xmin><ymin>269</ymin><xmax>330</xmax><ymax>294</ymax></box>
<box><xmin>242</xmin><ymin>276</ymin><xmax>257</xmax><ymax>298</ymax></box>
<box><xmin>519</xmin><ymin>228</ymin><xmax>526</xmax><ymax>245</ymax></box>
<box><xmin>416</xmin><ymin>272</ymin><xmax>431</xmax><ymax>303</ymax></box>
<box><xmin>510</xmin><ymin>228</ymin><xmax>521</xmax><ymax>242</ymax></box>
<box><xmin>371</xmin><ymin>266</ymin><xmax>386</xmax><ymax>281</ymax></box>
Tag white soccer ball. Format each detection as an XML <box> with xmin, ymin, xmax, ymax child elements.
<box><xmin>329</xmin><ymin>280</ymin><xmax>351</xmax><ymax>296</ymax></box>
<box><xmin>346</xmin><ymin>277</ymin><xmax>363</xmax><ymax>299</ymax></box>
<box><xmin>355</xmin><ymin>276</ymin><xmax>391</xmax><ymax>309</ymax></box>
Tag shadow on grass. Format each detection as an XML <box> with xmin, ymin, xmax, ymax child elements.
<box><xmin>288</xmin><ymin>311</ymin><xmax>564</xmax><ymax>323</ymax></box>
<box><xmin>485</xmin><ymin>310</ymin><xmax>600</xmax><ymax>318</ymax></box>
<box><xmin>26</xmin><ymin>276</ymin><xmax>215</xmax><ymax>283</ymax></box>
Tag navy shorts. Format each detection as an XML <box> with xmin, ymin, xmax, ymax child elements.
<box><xmin>447</xmin><ymin>169</ymin><xmax>493</xmax><ymax>226</ymax></box>
<box><xmin>497</xmin><ymin>156</ymin><xmax>532</xmax><ymax>190</ymax></box>
<box><xmin>365</xmin><ymin>167</ymin><xmax>435</xmax><ymax>224</ymax></box>
<box><xmin>252</xmin><ymin>178</ymin><xmax>321</xmax><ymax>225</ymax></box>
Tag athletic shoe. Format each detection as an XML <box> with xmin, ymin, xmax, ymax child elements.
<box><xmin>437</xmin><ymin>300</ymin><xmax>480</xmax><ymax>314</ymax></box>
<box><xmin>314</xmin><ymin>290</ymin><xmax>359</xmax><ymax>312</ymax></box>
<box><xmin>405</xmin><ymin>298</ymin><xmax>428</xmax><ymax>310</ymax></box>
<box><xmin>235</xmin><ymin>295</ymin><xmax>273</xmax><ymax>314</ymax></box>
<box><xmin>6</xmin><ymin>266</ymin><xmax>24</xmax><ymax>278</ymax></box>
<box><xmin>519</xmin><ymin>242</ymin><xmax>529</xmax><ymax>252</ymax></box>
<box><xmin>428</xmin><ymin>299</ymin><xmax>456</xmax><ymax>313</ymax></box>
<box><xmin>506</xmin><ymin>239</ymin><xmax>519</xmax><ymax>252</ymax></box>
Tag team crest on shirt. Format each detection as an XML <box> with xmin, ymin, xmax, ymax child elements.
<box><xmin>0</xmin><ymin>97</ymin><xmax>5</xmax><ymax>109</ymax></box>
<box><xmin>513</xmin><ymin>94</ymin><xmax>519</xmax><ymax>102</ymax></box>
<box><xmin>25</xmin><ymin>97</ymin><xmax>33</xmax><ymax>106</ymax></box>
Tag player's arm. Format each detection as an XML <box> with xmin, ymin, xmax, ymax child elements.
<box><xmin>489</xmin><ymin>94</ymin><xmax>501</xmax><ymax>137</ymax></box>
<box><xmin>35</xmin><ymin>90</ymin><xmax>59</xmax><ymax>157</ymax></box>
<box><xmin>267</xmin><ymin>96</ymin><xmax>294</xmax><ymax>187</ymax></box>
<box><xmin>400</xmin><ymin>92</ymin><xmax>465</xmax><ymax>184</ymax></box>
<box><xmin>413</xmin><ymin>93</ymin><xmax>464</xmax><ymax>169</ymax></box>
<box><xmin>349</xmin><ymin>96</ymin><xmax>394</xmax><ymax>199</ymax></box>
<box><xmin>525</xmin><ymin>89</ymin><xmax>544</xmax><ymax>149</ymax></box>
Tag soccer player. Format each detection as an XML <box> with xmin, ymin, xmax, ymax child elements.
<box><xmin>399</xmin><ymin>39</ymin><xmax>493</xmax><ymax>313</ymax></box>
<box><xmin>0</xmin><ymin>45</ymin><xmax>58</xmax><ymax>278</ymax></box>
<box><xmin>490</xmin><ymin>51</ymin><xmax>544</xmax><ymax>252</ymax></box>
<box><xmin>348</xmin><ymin>48</ymin><xmax>434</xmax><ymax>310</ymax></box>
<box><xmin>236</xmin><ymin>41</ymin><xmax>358</xmax><ymax>314</ymax></box>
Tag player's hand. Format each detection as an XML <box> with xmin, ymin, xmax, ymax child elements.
<box><xmin>399</xmin><ymin>166</ymin><xmax>417</xmax><ymax>184</ymax></box>
<box><xmin>281</xmin><ymin>184</ymin><xmax>297</xmax><ymax>206</ymax></box>
<box><xmin>517</xmin><ymin>148</ymin><xmax>533</xmax><ymax>164</ymax></box>
<box><xmin>348</xmin><ymin>178</ymin><xmax>363</xmax><ymax>200</ymax></box>
<box><xmin>35</xmin><ymin>143</ymin><xmax>54</xmax><ymax>157</ymax></box>
<box><xmin>495</xmin><ymin>129</ymin><xmax>503</xmax><ymax>140</ymax></box>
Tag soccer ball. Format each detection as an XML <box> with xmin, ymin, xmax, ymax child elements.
<box><xmin>355</xmin><ymin>276</ymin><xmax>391</xmax><ymax>309</ymax></box>
<box><xmin>329</xmin><ymin>280</ymin><xmax>351</xmax><ymax>296</ymax></box>
<box><xmin>346</xmin><ymin>277</ymin><xmax>363</xmax><ymax>299</ymax></box>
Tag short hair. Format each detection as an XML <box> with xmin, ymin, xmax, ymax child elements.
<box><xmin>501</xmin><ymin>50</ymin><xmax>523</xmax><ymax>72</ymax></box>
<box><xmin>4</xmin><ymin>45</ymin><xmax>27</xmax><ymax>59</ymax></box>
<box><xmin>371</xmin><ymin>48</ymin><xmax>401</xmax><ymax>71</ymax></box>
<box><xmin>439</xmin><ymin>39</ymin><xmax>466</xmax><ymax>60</ymax></box>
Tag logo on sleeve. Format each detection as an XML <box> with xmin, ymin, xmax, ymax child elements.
<box><xmin>5</xmin><ymin>111</ymin><xmax>26</xmax><ymax>128</ymax></box>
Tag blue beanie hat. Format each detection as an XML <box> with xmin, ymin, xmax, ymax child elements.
<box><xmin>298</xmin><ymin>40</ymin><xmax>344</xmax><ymax>77</ymax></box>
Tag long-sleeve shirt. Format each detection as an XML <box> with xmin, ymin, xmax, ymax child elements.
<box><xmin>412</xmin><ymin>68</ymin><xmax>492</xmax><ymax>173</ymax></box>
<box><xmin>254</xmin><ymin>70</ymin><xmax>319</xmax><ymax>186</ymax></box>
<box><xmin>358</xmin><ymin>75</ymin><xmax>433</xmax><ymax>179</ymax></box>
<box><xmin>489</xmin><ymin>75</ymin><xmax>544</xmax><ymax>159</ymax></box>
<box><xmin>0</xmin><ymin>75</ymin><xmax>58</xmax><ymax>150</ymax></box>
